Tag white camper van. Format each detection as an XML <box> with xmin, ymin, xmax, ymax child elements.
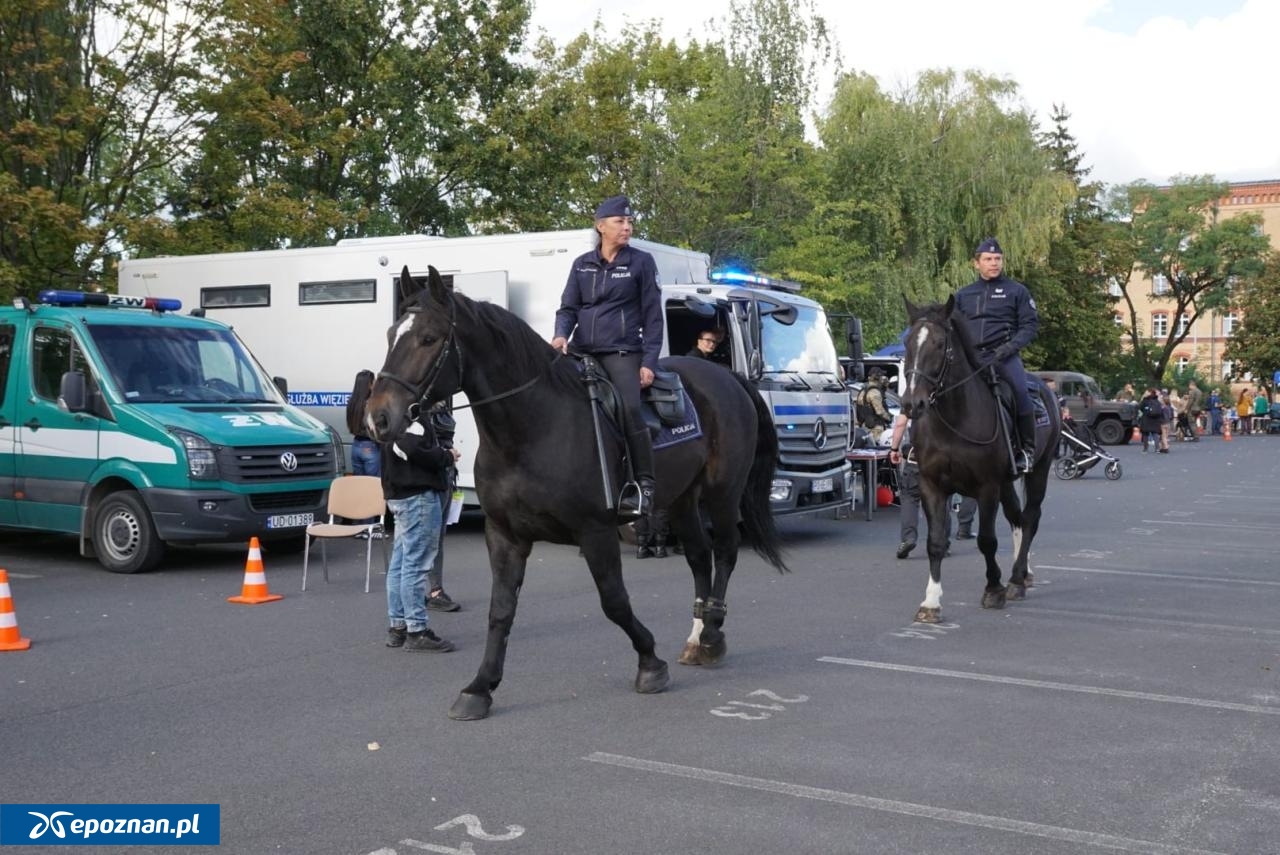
<box><xmin>119</xmin><ymin>230</ymin><xmax>852</xmax><ymax>515</ymax></box>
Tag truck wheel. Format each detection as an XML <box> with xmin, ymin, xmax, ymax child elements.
<box><xmin>1094</xmin><ymin>419</ymin><xmax>1125</xmax><ymax>445</ymax></box>
<box><xmin>93</xmin><ymin>491</ymin><xmax>165</xmax><ymax>573</ymax></box>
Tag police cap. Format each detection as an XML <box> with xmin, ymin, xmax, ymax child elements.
<box><xmin>974</xmin><ymin>237</ymin><xmax>1003</xmax><ymax>256</ymax></box>
<box><xmin>595</xmin><ymin>195</ymin><xmax>632</xmax><ymax>219</ymax></box>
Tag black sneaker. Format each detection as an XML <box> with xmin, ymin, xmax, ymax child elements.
<box><xmin>636</xmin><ymin>546</ymin><xmax>654</xmax><ymax>559</ymax></box>
<box><xmin>955</xmin><ymin>529</ymin><xmax>975</xmax><ymax>540</ymax></box>
<box><xmin>896</xmin><ymin>541</ymin><xmax>915</xmax><ymax>559</ymax></box>
<box><xmin>386</xmin><ymin>626</ymin><xmax>407</xmax><ymax>648</ymax></box>
<box><xmin>426</xmin><ymin>590</ymin><xmax>461</xmax><ymax>612</ymax></box>
<box><xmin>404</xmin><ymin>629</ymin><xmax>454</xmax><ymax>652</ymax></box>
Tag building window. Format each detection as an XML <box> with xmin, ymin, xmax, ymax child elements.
<box><xmin>1223</xmin><ymin>312</ymin><xmax>1238</xmax><ymax>335</ymax></box>
<box><xmin>1107</xmin><ymin>277</ymin><xmax>1122</xmax><ymax>297</ymax></box>
<box><xmin>1152</xmin><ymin>274</ymin><xmax>1169</xmax><ymax>295</ymax></box>
<box><xmin>1175</xmin><ymin>355</ymin><xmax>1190</xmax><ymax>372</ymax></box>
<box><xmin>1223</xmin><ymin>360</ymin><xmax>1235</xmax><ymax>379</ymax></box>
<box><xmin>1151</xmin><ymin>313</ymin><xmax>1168</xmax><ymax>337</ymax></box>
<box><xmin>1176</xmin><ymin>313</ymin><xmax>1190</xmax><ymax>336</ymax></box>
<box><xmin>1113</xmin><ymin>314</ymin><xmax>1124</xmax><ymax>327</ymax></box>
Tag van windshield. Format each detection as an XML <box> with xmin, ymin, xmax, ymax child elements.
<box><xmin>761</xmin><ymin>305</ymin><xmax>840</xmax><ymax>376</ymax></box>
<box><xmin>87</xmin><ymin>324</ymin><xmax>282</xmax><ymax>404</ymax></box>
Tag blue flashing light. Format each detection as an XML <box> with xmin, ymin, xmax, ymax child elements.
<box><xmin>38</xmin><ymin>290</ymin><xmax>182</xmax><ymax>312</ymax></box>
<box><xmin>709</xmin><ymin>270</ymin><xmax>802</xmax><ymax>293</ymax></box>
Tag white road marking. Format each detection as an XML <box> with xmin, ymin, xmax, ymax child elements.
<box><xmin>817</xmin><ymin>657</ymin><xmax>1280</xmax><ymax>716</ymax></box>
<box><xmin>1037</xmin><ymin>564</ymin><xmax>1280</xmax><ymax>587</ymax></box>
<box><xmin>1140</xmin><ymin>519</ymin><xmax>1279</xmax><ymax>531</ymax></box>
<box><xmin>1015</xmin><ymin>606</ymin><xmax>1280</xmax><ymax>637</ymax></box>
<box><xmin>585</xmin><ymin>752</ymin><xmax>1230</xmax><ymax>855</ymax></box>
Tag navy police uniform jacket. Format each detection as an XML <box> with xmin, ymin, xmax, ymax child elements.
<box><xmin>554</xmin><ymin>244</ymin><xmax>664</xmax><ymax>372</ymax></box>
<box><xmin>954</xmin><ymin>274</ymin><xmax>1039</xmax><ymax>357</ymax></box>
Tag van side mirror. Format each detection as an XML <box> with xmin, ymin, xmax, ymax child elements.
<box><xmin>845</xmin><ymin>317</ymin><xmax>864</xmax><ymax>361</ymax></box>
<box><xmin>273</xmin><ymin>376</ymin><xmax>288</xmax><ymax>395</ymax></box>
<box><xmin>59</xmin><ymin>370</ymin><xmax>87</xmax><ymax>412</ymax></box>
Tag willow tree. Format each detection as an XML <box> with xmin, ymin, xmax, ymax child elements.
<box><xmin>803</xmin><ymin>68</ymin><xmax>1074</xmax><ymax>350</ymax></box>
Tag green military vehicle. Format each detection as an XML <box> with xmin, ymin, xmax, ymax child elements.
<box><xmin>1035</xmin><ymin>370</ymin><xmax>1139</xmax><ymax>445</ymax></box>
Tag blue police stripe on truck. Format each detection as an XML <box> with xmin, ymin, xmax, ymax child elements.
<box><xmin>773</xmin><ymin>405</ymin><xmax>848</xmax><ymax>415</ymax></box>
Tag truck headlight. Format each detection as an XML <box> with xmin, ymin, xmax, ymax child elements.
<box><xmin>770</xmin><ymin>479</ymin><xmax>793</xmax><ymax>502</ymax></box>
<box><xmin>169</xmin><ymin>428</ymin><xmax>219</xmax><ymax>480</ymax></box>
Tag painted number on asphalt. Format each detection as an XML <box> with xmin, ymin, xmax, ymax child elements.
<box><xmin>890</xmin><ymin>621</ymin><xmax>960</xmax><ymax>640</ymax></box>
<box><xmin>710</xmin><ymin>688</ymin><xmax>809</xmax><ymax>720</ymax></box>
<box><xmin>363</xmin><ymin>814</ymin><xmax>526</xmax><ymax>855</ymax></box>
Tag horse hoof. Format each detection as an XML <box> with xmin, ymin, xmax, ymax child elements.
<box><xmin>1006</xmin><ymin>583</ymin><xmax>1026</xmax><ymax>601</ymax></box>
<box><xmin>635</xmin><ymin>662</ymin><xmax>670</xmax><ymax>694</ymax></box>
<box><xmin>1024</xmin><ymin>572</ymin><xmax>1035</xmax><ymax>588</ymax></box>
<box><xmin>699</xmin><ymin>638</ymin><xmax>727</xmax><ymax>666</ymax></box>
<box><xmin>448</xmin><ymin>692</ymin><xmax>493</xmax><ymax>721</ymax></box>
<box><xmin>914</xmin><ymin>607</ymin><xmax>941</xmax><ymax>624</ymax></box>
<box><xmin>981</xmin><ymin>588</ymin><xmax>1007</xmax><ymax>609</ymax></box>
<box><xmin>677</xmin><ymin>642</ymin><xmax>703</xmax><ymax>666</ymax></box>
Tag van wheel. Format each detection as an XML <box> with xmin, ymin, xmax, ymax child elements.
<box><xmin>93</xmin><ymin>491</ymin><xmax>165</xmax><ymax>573</ymax></box>
<box><xmin>1094</xmin><ymin>419</ymin><xmax>1125</xmax><ymax>445</ymax></box>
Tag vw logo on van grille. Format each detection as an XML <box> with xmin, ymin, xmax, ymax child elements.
<box><xmin>279</xmin><ymin>452</ymin><xmax>299</xmax><ymax>472</ymax></box>
<box><xmin>812</xmin><ymin>418</ymin><xmax>828</xmax><ymax>450</ymax></box>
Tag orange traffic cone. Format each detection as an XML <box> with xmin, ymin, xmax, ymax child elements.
<box><xmin>228</xmin><ymin>537</ymin><xmax>283</xmax><ymax>605</ymax></box>
<box><xmin>1223</xmin><ymin>419</ymin><xmax>1232</xmax><ymax>441</ymax></box>
<box><xmin>1131</xmin><ymin>425</ymin><xmax>1141</xmax><ymax>443</ymax></box>
<box><xmin>0</xmin><ymin>569</ymin><xmax>31</xmax><ymax>651</ymax></box>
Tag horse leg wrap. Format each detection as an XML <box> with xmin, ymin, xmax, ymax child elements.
<box><xmin>704</xmin><ymin>598</ymin><xmax>727</xmax><ymax>623</ymax></box>
<box><xmin>692</xmin><ymin>598</ymin><xmax>705</xmax><ymax>619</ymax></box>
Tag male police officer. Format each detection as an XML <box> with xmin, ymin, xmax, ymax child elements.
<box><xmin>954</xmin><ymin>237</ymin><xmax>1039</xmax><ymax>474</ymax></box>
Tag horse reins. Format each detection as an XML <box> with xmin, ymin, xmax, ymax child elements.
<box><xmin>905</xmin><ymin>321</ymin><xmax>1001</xmax><ymax>446</ymax></box>
<box><xmin>376</xmin><ymin>292</ymin><xmax>554</xmax><ymax>418</ymax></box>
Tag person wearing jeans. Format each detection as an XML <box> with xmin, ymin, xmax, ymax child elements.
<box><xmin>381</xmin><ymin>407</ymin><xmax>459</xmax><ymax>652</ymax></box>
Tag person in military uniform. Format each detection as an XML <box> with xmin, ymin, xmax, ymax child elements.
<box><xmin>954</xmin><ymin>237</ymin><xmax>1040</xmax><ymax>474</ymax></box>
<box><xmin>855</xmin><ymin>368</ymin><xmax>893</xmax><ymax>441</ymax></box>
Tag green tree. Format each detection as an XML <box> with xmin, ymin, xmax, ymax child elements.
<box><xmin>131</xmin><ymin>0</ymin><xmax>533</xmax><ymax>257</ymax></box>
<box><xmin>1224</xmin><ymin>253</ymin><xmax>1280</xmax><ymax>384</ymax></box>
<box><xmin>0</xmin><ymin>0</ymin><xmax>207</xmax><ymax>295</ymax></box>
<box><xmin>1107</xmin><ymin>176</ymin><xmax>1271</xmax><ymax>387</ymax></box>
<box><xmin>1021</xmin><ymin>105</ymin><xmax>1125</xmax><ymax>375</ymax></box>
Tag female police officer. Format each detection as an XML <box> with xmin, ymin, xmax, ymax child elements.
<box><xmin>551</xmin><ymin>195</ymin><xmax>663</xmax><ymax>517</ymax></box>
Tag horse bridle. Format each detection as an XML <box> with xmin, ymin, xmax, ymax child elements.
<box><xmin>904</xmin><ymin>318</ymin><xmax>1000</xmax><ymax>445</ymax></box>
<box><xmin>375</xmin><ymin>292</ymin><xmax>547</xmax><ymax>419</ymax></box>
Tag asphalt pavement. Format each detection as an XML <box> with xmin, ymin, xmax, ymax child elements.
<box><xmin>1</xmin><ymin>432</ymin><xmax>1278</xmax><ymax>854</ymax></box>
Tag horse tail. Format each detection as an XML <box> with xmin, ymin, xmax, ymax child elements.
<box><xmin>732</xmin><ymin>372</ymin><xmax>788</xmax><ymax>573</ymax></box>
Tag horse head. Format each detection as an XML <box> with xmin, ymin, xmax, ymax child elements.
<box><xmin>901</xmin><ymin>295</ymin><xmax>956</xmax><ymax>418</ymax></box>
<box><xmin>366</xmin><ymin>265</ymin><xmax>459</xmax><ymax>441</ymax></box>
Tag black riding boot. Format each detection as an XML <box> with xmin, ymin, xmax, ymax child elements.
<box><xmin>1016</xmin><ymin>411</ymin><xmax>1037</xmax><ymax>474</ymax></box>
<box><xmin>652</xmin><ymin>509</ymin><xmax>670</xmax><ymax>558</ymax></box>
<box><xmin>619</xmin><ymin>428</ymin><xmax>656</xmax><ymax>518</ymax></box>
<box><xmin>634</xmin><ymin>513</ymin><xmax>655</xmax><ymax>559</ymax></box>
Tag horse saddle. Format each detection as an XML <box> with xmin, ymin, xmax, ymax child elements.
<box><xmin>990</xmin><ymin>373</ymin><xmax>1052</xmax><ymax>438</ymax></box>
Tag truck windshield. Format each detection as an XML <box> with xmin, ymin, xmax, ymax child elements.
<box><xmin>761</xmin><ymin>305</ymin><xmax>840</xmax><ymax>376</ymax></box>
<box><xmin>87</xmin><ymin>324</ymin><xmax>282</xmax><ymax>404</ymax></box>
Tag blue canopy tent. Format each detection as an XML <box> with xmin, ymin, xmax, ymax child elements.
<box><xmin>871</xmin><ymin>328</ymin><xmax>909</xmax><ymax>358</ymax></box>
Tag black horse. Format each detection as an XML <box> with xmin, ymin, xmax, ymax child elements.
<box><xmin>900</xmin><ymin>297</ymin><xmax>1061</xmax><ymax>624</ymax></box>
<box><xmin>366</xmin><ymin>266</ymin><xmax>786</xmax><ymax>720</ymax></box>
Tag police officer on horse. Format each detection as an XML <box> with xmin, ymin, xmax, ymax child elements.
<box><xmin>954</xmin><ymin>237</ymin><xmax>1039</xmax><ymax>475</ymax></box>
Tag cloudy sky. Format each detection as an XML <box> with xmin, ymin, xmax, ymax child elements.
<box><xmin>527</xmin><ymin>0</ymin><xmax>1275</xmax><ymax>187</ymax></box>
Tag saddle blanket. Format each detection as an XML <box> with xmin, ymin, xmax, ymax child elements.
<box><xmin>648</xmin><ymin>389</ymin><xmax>703</xmax><ymax>450</ymax></box>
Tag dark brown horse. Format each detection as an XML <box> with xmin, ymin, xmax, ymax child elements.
<box><xmin>366</xmin><ymin>266</ymin><xmax>785</xmax><ymax>720</ymax></box>
<box><xmin>901</xmin><ymin>297</ymin><xmax>1061</xmax><ymax>624</ymax></box>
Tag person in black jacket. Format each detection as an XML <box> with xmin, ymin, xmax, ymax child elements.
<box><xmin>954</xmin><ymin>237</ymin><xmax>1040</xmax><ymax>474</ymax></box>
<box><xmin>552</xmin><ymin>194</ymin><xmax>663</xmax><ymax>517</ymax></box>
<box><xmin>380</xmin><ymin>407</ymin><xmax>460</xmax><ymax>652</ymax></box>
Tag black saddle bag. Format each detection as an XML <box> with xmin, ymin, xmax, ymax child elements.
<box><xmin>642</xmin><ymin>370</ymin><xmax>688</xmax><ymax>427</ymax></box>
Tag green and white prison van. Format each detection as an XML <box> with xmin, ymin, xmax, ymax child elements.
<box><xmin>0</xmin><ymin>291</ymin><xmax>343</xmax><ymax>572</ymax></box>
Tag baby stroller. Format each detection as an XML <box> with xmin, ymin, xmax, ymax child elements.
<box><xmin>1055</xmin><ymin>419</ymin><xmax>1122</xmax><ymax>480</ymax></box>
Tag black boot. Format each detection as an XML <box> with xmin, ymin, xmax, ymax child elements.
<box><xmin>1016</xmin><ymin>411</ymin><xmax>1037</xmax><ymax>474</ymax></box>
<box><xmin>652</xmin><ymin>509</ymin><xmax>669</xmax><ymax>558</ymax></box>
<box><xmin>619</xmin><ymin>428</ymin><xmax>656</xmax><ymax>518</ymax></box>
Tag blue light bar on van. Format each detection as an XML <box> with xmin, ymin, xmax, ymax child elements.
<box><xmin>709</xmin><ymin>270</ymin><xmax>802</xmax><ymax>293</ymax></box>
<box><xmin>38</xmin><ymin>290</ymin><xmax>182</xmax><ymax>312</ymax></box>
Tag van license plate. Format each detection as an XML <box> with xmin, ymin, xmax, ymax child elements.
<box><xmin>267</xmin><ymin>513</ymin><xmax>313</xmax><ymax>529</ymax></box>
<box><xmin>812</xmin><ymin>477</ymin><xmax>833</xmax><ymax>493</ymax></box>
